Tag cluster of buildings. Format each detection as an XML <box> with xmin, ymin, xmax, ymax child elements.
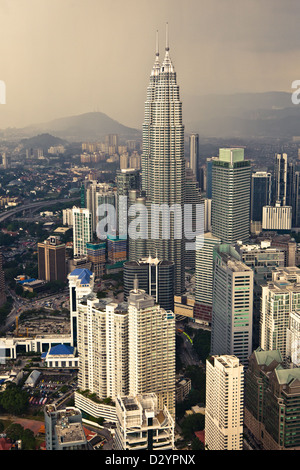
<box><xmin>3</xmin><ymin>29</ymin><xmax>300</xmax><ymax>452</ymax></box>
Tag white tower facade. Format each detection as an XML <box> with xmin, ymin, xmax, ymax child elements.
<box><xmin>128</xmin><ymin>285</ymin><xmax>176</xmax><ymax>418</ymax></box>
<box><xmin>205</xmin><ymin>355</ymin><xmax>244</xmax><ymax>451</ymax></box>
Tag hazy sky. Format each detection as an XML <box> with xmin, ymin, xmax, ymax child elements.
<box><xmin>0</xmin><ymin>0</ymin><xmax>300</xmax><ymax>129</ymax></box>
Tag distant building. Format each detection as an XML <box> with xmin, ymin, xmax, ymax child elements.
<box><xmin>86</xmin><ymin>242</ymin><xmax>106</xmax><ymax>279</ymax></box>
<box><xmin>0</xmin><ymin>248</ymin><xmax>6</xmax><ymax>307</ymax></box>
<box><xmin>211</xmin><ymin>148</ymin><xmax>251</xmax><ymax>244</ymax></box>
<box><xmin>123</xmin><ymin>256</ymin><xmax>174</xmax><ymax>311</ymax></box>
<box><xmin>251</xmin><ymin>171</ymin><xmax>272</xmax><ymax>233</ymax></box>
<box><xmin>262</xmin><ymin>204</ymin><xmax>292</xmax><ymax>231</ymax></box>
<box><xmin>72</xmin><ymin>207</ymin><xmax>92</xmax><ymax>256</ymax></box>
<box><xmin>38</xmin><ymin>236</ymin><xmax>66</xmax><ymax>283</ymax></box>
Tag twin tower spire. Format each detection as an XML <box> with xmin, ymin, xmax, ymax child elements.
<box><xmin>152</xmin><ymin>23</ymin><xmax>174</xmax><ymax>76</ymax></box>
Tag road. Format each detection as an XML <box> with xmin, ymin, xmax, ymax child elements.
<box><xmin>0</xmin><ymin>197</ymin><xmax>79</xmax><ymax>223</ymax></box>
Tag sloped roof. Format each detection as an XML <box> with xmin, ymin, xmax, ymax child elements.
<box><xmin>48</xmin><ymin>344</ymin><xmax>74</xmax><ymax>356</ymax></box>
<box><xmin>70</xmin><ymin>268</ymin><xmax>93</xmax><ymax>285</ymax></box>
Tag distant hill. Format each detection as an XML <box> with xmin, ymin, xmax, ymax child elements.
<box><xmin>20</xmin><ymin>133</ymin><xmax>67</xmax><ymax>150</ymax></box>
<box><xmin>183</xmin><ymin>91</ymin><xmax>300</xmax><ymax>138</ymax></box>
<box><xmin>24</xmin><ymin>111</ymin><xmax>141</xmax><ymax>141</ymax></box>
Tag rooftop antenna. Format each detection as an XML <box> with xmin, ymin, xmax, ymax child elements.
<box><xmin>165</xmin><ymin>22</ymin><xmax>169</xmax><ymax>51</ymax></box>
<box><xmin>156</xmin><ymin>29</ymin><xmax>159</xmax><ymax>57</ymax></box>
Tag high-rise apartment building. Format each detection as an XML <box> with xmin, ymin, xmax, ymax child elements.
<box><xmin>68</xmin><ymin>268</ymin><xmax>95</xmax><ymax>348</ymax></box>
<box><xmin>205</xmin><ymin>355</ymin><xmax>244</xmax><ymax>450</ymax></box>
<box><xmin>260</xmin><ymin>267</ymin><xmax>300</xmax><ymax>362</ymax></box>
<box><xmin>72</xmin><ymin>207</ymin><xmax>92</xmax><ymax>257</ymax></box>
<box><xmin>141</xmin><ymin>27</ymin><xmax>186</xmax><ymax>294</ymax></box>
<box><xmin>123</xmin><ymin>256</ymin><xmax>174</xmax><ymax>311</ymax></box>
<box><xmin>38</xmin><ymin>236</ymin><xmax>66</xmax><ymax>283</ymax></box>
<box><xmin>211</xmin><ymin>148</ymin><xmax>251</xmax><ymax>244</ymax></box>
<box><xmin>194</xmin><ymin>232</ymin><xmax>221</xmax><ymax>325</ymax></box>
<box><xmin>77</xmin><ymin>294</ymin><xmax>129</xmax><ymax>400</ymax></box>
<box><xmin>128</xmin><ymin>284</ymin><xmax>176</xmax><ymax>418</ymax></box>
<box><xmin>211</xmin><ymin>244</ymin><xmax>253</xmax><ymax>366</ymax></box>
<box><xmin>114</xmin><ymin>394</ymin><xmax>175</xmax><ymax>451</ymax></box>
<box><xmin>0</xmin><ymin>248</ymin><xmax>6</xmax><ymax>307</ymax></box>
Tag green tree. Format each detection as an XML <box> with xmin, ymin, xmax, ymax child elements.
<box><xmin>0</xmin><ymin>383</ymin><xmax>29</xmax><ymax>415</ymax></box>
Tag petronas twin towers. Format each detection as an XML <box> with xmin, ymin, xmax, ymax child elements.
<box><xmin>140</xmin><ymin>25</ymin><xmax>186</xmax><ymax>294</ymax></box>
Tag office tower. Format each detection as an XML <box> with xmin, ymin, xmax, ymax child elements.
<box><xmin>114</xmin><ymin>394</ymin><xmax>175</xmax><ymax>451</ymax></box>
<box><xmin>77</xmin><ymin>295</ymin><xmax>129</xmax><ymax>400</ymax></box>
<box><xmin>273</xmin><ymin>153</ymin><xmax>296</xmax><ymax>215</ymax></box>
<box><xmin>260</xmin><ymin>267</ymin><xmax>300</xmax><ymax>362</ymax></box>
<box><xmin>235</xmin><ymin>240</ymin><xmax>285</xmax><ymax>346</ymax></box>
<box><xmin>292</xmin><ymin>171</ymin><xmax>300</xmax><ymax>227</ymax></box>
<box><xmin>262</xmin><ymin>204</ymin><xmax>292</xmax><ymax>231</ymax></box>
<box><xmin>205</xmin><ymin>157</ymin><xmax>218</xmax><ymax>199</ymax></box>
<box><xmin>72</xmin><ymin>207</ymin><xmax>92</xmax><ymax>256</ymax></box>
<box><xmin>245</xmin><ymin>348</ymin><xmax>300</xmax><ymax>450</ymax></box>
<box><xmin>184</xmin><ymin>168</ymin><xmax>203</xmax><ymax>269</ymax></box>
<box><xmin>250</xmin><ymin>171</ymin><xmax>272</xmax><ymax>233</ymax></box>
<box><xmin>211</xmin><ymin>148</ymin><xmax>251</xmax><ymax>244</ymax></box>
<box><xmin>116</xmin><ymin>168</ymin><xmax>140</xmax><ymax>238</ymax></box>
<box><xmin>211</xmin><ymin>244</ymin><xmax>253</xmax><ymax>366</ymax></box>
<box><xmin>0</xmin><ymin>248</ymin><xmax>6</xmax><ymax>307</ymax></box>
<box><xmin>68</xmin><ymin>268</ymin><xmax>95</xmax><ymax>347</ymax></box>
<box><xmin>128</xmin><ymin>284</ymin><xmax>176</xmax><ymax>418</ymax></box>
<box><xmin>141</xmin><ymin>27</ymin><xmax>186</xmax><ymax>294</ymax></box>
<box><xmin>38</xmin><ymin>236</ymin><xmax>66</xmax><ymax>283</ymax></box>
<box><xmin>86</xmin><ymin>242</ymin><xmax>106</xmax><ymax>279</ymax></box>
<box><xmin>189</xmin><ymin>133</ymin><xmax>199</xmax><ymax>183</ymax></box>
<box><xmin>194</xmin><ymin>232</ymin><xmax>221</xmax><ymax>325</ymax></box>
<box><xmin>107</xmin><ymin>235</ymin><xmax>127</xmax><ymax>264</ymax></box>
<box><xmin>63</xmin><ymin>208</ymin><xmax>74</xmax><ymax>227</ymax></box>
<box><xmin>44</xmin><ymin>405</ymin><xmax>89</xmax><ymax>450</ymax></box>
<box><xmin>123</xmin><ymin>256</ymin><xmax>175</xmax><ymax>311</ymax></box>
<box><xmin>85</xmin><ymin>181</ymin><xmax>116</xmax><ymax>234</ymax></box>
<box><xmin>205</xmin><ymin>355</ymin><xmax>244</xmax><ymax>451</ymax></box>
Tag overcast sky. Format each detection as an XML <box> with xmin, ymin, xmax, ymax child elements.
<box><xmin>0</xmin><ymin>0</ymin><xmax>300</xmax><ymax>129</ymax></box>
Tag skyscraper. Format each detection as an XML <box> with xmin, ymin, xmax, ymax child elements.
<box><xmin>128</xmin><ymin>283</ymin><xmax>176</xmax><ymax>418</ymax></box>
<box><xmin>141</xmin><ymin>26</ymin><xmax>186</xmax><ymax>294</ymax></box>
<box><xmin>211</xmin><ymin>244</ymin><xmax>253</xmax><ymax>366</ymax></box>
<box><xmin>194</xmin><ymin>232</ymin><xmax>221</xmax><ymax>325</ymax></box>
<box><xmin>250</xmin><ymin>171</ymin><xmax>272</xmax><ymax>233</ymax></box>
<box><xmin>123</xmin><ymin>256</ymin><xmax>175</xmax><ymax>311</ymax></box>
<box><xmin>205</xmin><ymin>355</ymin><xmax>244</xmax><ymax>451</ymax></box>
<box><xmin>211</xmin><ymin>148</ymin><xmax>251</xmax><ymax>244</ymax></box>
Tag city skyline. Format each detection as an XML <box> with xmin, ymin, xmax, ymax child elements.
<box><xmin>0</xmin><ymin>0</ymin><xmax>300</xmax><ymax>130</ymax></box>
